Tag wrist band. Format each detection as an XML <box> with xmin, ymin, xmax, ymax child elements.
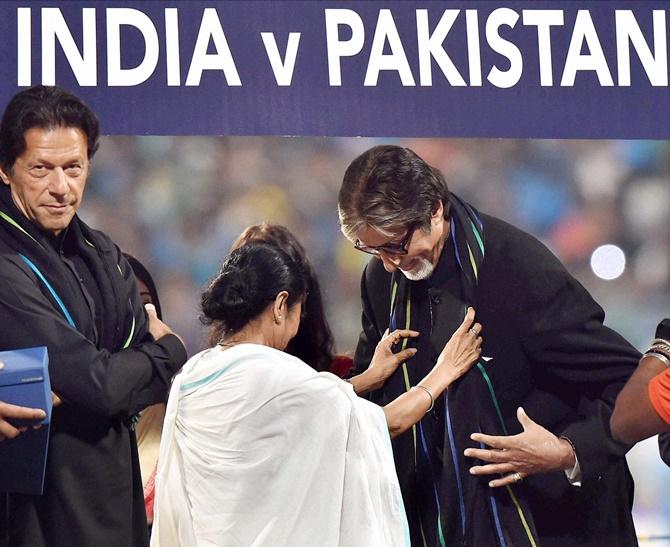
<box><xmin>644</xmin><ymin>338</ymin><xmax>670</xmax><ymax>367</ymax></box>
<box><xmin>412</xmin><ymin>385</ymin><xmax>434</xmax><ymax>413</ymax></box>
<box><xmin>644</xmin><ymin>351</ymin><xmax>670</xmax><ymax>368</ymax></box>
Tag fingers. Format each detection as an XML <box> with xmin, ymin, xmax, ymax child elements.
<box><xmin>145</xmin><ymin>303</ymin><xmax>157</xmax><ymax>317</ymax></box>
<box><xmin>0</xmin><ymin>420</ymin><xmax>21</xmax><ymax>441</ymax></box>
<box><xmin>394</xmin><ymin>347</ymin><xmax>418</xmax><ymax>363</ymax></box>
<box><xmin>516</xmin><ymin>406</ymin><xmax>534</xmax><ymax>430</ymax></box>
<box><xmin>456</xmin><ymin>307</ymin><xmax>477</xmax><ymax>334</ymax></box>
<box><xmin>52</xmin><ymin>392</ymin><xmax>63</xmax><ymax>407</ymax></box>
<box><xmin>386</xmin><ymin>329</ymin><xmax>419</xmax><ymax>341</ymax></box>
<box><xmin>469</xmin><ymin>432</ymin><xmax>507</xmax><ymax>449</ymax></box>
<box><xmin>0</xmin><ymin>401</ymin><xmax>46</xmax><ymax>421</ymax></box>
<box><xmin>384</xmin><ymin>329</ymin><xmax>419</xmax><ymax>350</ymax></box>
<box><xmin>463</xmin><ymin>446</ymin><xmax>511</xmax><ymax>463</ymax></box>
<box><xmin>468</xmin><ymin>323</ymin><xmax>482</xmax><ymax>337</ymax></box>
<box><xmin>487</xmin><ymin>472</ymin><xmax>525</xmax><ymax>488</ymax></box>
<box><xmin>469</xmin><ymin>462</ymin><xmax>516</xmax><ymax>476</ymax></box>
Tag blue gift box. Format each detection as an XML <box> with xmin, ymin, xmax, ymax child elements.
<box><xmin>0</xmin><ymin>346</ymin><xmax>52</xmax><ymax>495</ymax></box>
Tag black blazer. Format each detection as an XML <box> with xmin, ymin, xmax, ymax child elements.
<box><xmin>353</xmin><ymin>213</ymin><xmax>640</xmax><ymax>547</ymax></box>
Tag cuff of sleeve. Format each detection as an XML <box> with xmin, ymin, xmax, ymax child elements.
<box><xmin>155</xmin><ymin>334</ymin><xmax>187</xmax><ymax>373</ymax></box>
<box><xmin>561</xmin><ymin>436</ymin><xmax>582</xmax><ymax>486</ymax></box>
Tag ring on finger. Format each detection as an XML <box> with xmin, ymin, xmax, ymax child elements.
<box><xmin>469</xmin><ymin>327</ymin><xmax>479</xmax><ymax>336</ymax></box>
<box><xmin>512</xmin><ymin>471</ymin><xmax>523</xmax><ymax>483</ymax></box>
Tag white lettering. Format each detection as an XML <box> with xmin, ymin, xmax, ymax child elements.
<box><xmin>417</xmin><ymin>9</ymin><xmax>465</xmax><ymax>86</ymax></box>
<box><xmin>261</xmin><ymin>32</ymin><xmax>301</xmax><ymax>86</ymax></box>
<box><xmin>486</xmin><ymin>8</ymin><xmax>523</xmax><ymax>88</ymax></box>
<box><xmin>165</xmin><ymin>8</ymin><xmax>181</xmax><ymax>86</ymax></box>
<box><xmin>325</xmin><ymin>9</ymin><xmax>364</xmax><ymax>86</ymax></box>
<box><xmin>42</xmin><ymin>7</ymin><xmax>97</xmax><ymax>86</ymax></box>
<box><xmin>561</xmin><ymin>10</ymin><xmax>613</xmax><ymax>86</ymax></box>
<box><xmin>107</xmin><ymin>8</ymin><xmax>159</xmax><ymax>86</ymax></box>
<box><xmin>17</xmin><ymin>8</ymin><xmax>31</xmax><ymax>86</ymax></box>
<box><xmin>365</xmin><ymin>9</ymin><xmax>415</xmax><ymax>86</ymax></box>
<box><xmin>616</xmin><ymin>10</ymin><xmax>667</xmax><ymax>86</ymax></box>
<box><xmin>186</xmin><ymin>8</ymin><xmax>241</xmax><ymax>86</ymax></box>
<box><xmin>523</xmin><ymin>10</ymin><xmax>564</xmax><ymax>86</ymax></box>
<box><xmin>466</xmin><ymin>10</ymin><xmax>482</xmax><ymax>86</ymax></box>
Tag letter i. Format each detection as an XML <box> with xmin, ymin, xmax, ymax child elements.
<box><xmin>17</xmin><ymin>8</ymin><xmax>31</xmax><ymax>85</ymax></box>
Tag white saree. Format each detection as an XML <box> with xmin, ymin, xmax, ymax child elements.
<box><xmin>151</xmin><ymin>344</ymin><xmax>409</xmax><ymax>547</ymax></box>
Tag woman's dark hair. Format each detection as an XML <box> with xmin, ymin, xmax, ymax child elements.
<box><xmin>0</xmin><ymin>85</ymin><xmax>100</xmax><ymax>171</ymax></box>
<box><xmin>228</xmin><ymin>223</ymin><xmax>335</xmax><ymax>372</ymax></box>
<box><xmin>202</xmin><ymin>242</ymin><xmax>307</xmax><ymax>339</ymax></box>
<box><xmin>123</xmin><ymin>253</ymin><xmax>162</xmax><ymax>320</ymax></box>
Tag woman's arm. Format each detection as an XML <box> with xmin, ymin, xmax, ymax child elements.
<box><xmin>611</xmin><ymin>355</ymin><xmax>670</xmax><ymax>444</ymax></box>
<box><xmin>383</xmin><ymin>308</ymin><xmax>482</xmax><ymax>438</ymax></box>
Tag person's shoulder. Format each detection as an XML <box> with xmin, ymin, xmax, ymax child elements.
<box><xmin>481</xmin><ymin>213</ymin><xmax>548</xmax><ymax>251</ymax></box>
<box><xmin>480</xmin><ymin>212</ymin><xmax>564</xmax><ymax>270</ymax></box>
<box><xmin>0</xmin><ymin>245</ymin><xmax>31</xmax><ymax>282</ymax></box>
<box><xmin>363</xmin><ymin>255</ymin><xmax>390</xmax><ymax>284</ymax></box>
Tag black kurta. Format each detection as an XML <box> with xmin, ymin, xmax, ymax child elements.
<box><xmin>353</xmin><ymin>212</ymin><xmax>639</xmax><ymax>547</ymax></box>
<box><xmin>0</xmin><ymin>186</ymin><xmax>187</xmax><ymax>547</ymax></box>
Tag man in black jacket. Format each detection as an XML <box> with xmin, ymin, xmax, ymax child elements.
<box><xmin>338</xmin><ymin>145</ymin><xmax>639</xmax><ymax>546</ymax></box>
<box><xmin>0</xmin><ymin>86</ymin><xmax>187</xmax><ymax>547</ymax></box>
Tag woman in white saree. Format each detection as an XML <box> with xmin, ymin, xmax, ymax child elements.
<box><xmin>151</xmin><ymin>243</ymin><xmax>481</xmax><ymax>547</ymax></box>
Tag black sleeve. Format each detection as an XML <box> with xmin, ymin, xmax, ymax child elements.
<box><xmin>656</xmin><ymin>318</ymin><xmax>670</xmax><ymax>340</ymax></box>
<box><xmin>510</xmin><ymin>232</ymin><xmax>640</xmax><ymax>481</ymax></box>
<box><xmin>0</xmin><ymin>259</ymin><xmax>187</xmax><ymax>419</ymax></box>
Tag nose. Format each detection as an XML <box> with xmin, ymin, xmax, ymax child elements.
<box><xmin>378</xmin><ymin>251</ymin><xmax>401</xmax><ymax>273</ymax></box>
<box><xmin>48</xmin><ymin>168</ymin><xmax>68</xmax><ymax>196</ymax></box>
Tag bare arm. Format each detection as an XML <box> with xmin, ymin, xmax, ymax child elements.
<box><xmin>610</xmin><ymin>356</ymin><xmax>670</xmax><ymax>444</ymax></box>
<box><xmin>384</xmin><ymin>308</ymin><xmax>482</xmax><ymax>438</ymax></box>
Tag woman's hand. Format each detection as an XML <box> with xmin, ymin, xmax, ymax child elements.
<box><xmin>433</xmin><ymin>307</ymin><xmax>482</xmax><ymax>387</ymax></box>
<box><xmin>367</xmin><ymin>329</ymin><xmax>419</xmax><ymax>387</ymax></box>
<box><xmin>349</xmin><ymin>329</ymin><xmax>418</xmax><ymax>395</ymax></box>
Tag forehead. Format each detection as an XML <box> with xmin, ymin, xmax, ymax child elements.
<box><xmin>355</xmin><ymin>225</ymin><xmax>406</xmax><ymax>246</ymax></box>
<box><xmin>19</xmin><ymin>126</ymin><xmax>88</xmax><ymax>161</ymax></box>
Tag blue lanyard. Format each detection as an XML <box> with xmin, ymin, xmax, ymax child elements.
<box><xmin>19</xmin><ymin>253</ymin><xmax>76</xmax><ymax>328</ymax></box>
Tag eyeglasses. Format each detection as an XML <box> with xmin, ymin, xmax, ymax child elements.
<box><xmin>354</xmin><ymin>224</ymin><xmax>417</xmax><ymax>256</ymax></box>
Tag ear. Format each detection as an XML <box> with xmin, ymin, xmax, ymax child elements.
<box><xmin>431</xmin><ymin>201</ymin><xmax>444</xmax><ymax>224</ymax></box>
<box><xmin>0</xmin><ymin>166</ymin><xmax>11</xmax><ymax>186</ymax></box>
<box><xmin>273</xmin><ymin>291</ymin><xmax>289</xmax><ymax>323</ymax></box>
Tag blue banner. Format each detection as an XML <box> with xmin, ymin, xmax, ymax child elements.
<box><xmin>0</xmin><ymin>1</ymin><xmax>667</xmax><ymax>137</ymax></box>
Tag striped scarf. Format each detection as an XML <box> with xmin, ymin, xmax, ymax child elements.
<box><xmin>388</xmin><ymin>193</ymin><xmax>539</xmax><ymax>547</ymax></box>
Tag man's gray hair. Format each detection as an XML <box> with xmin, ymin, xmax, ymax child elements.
<box><xmin>337</xmin><ymin>145</ymin><xmax>450</xmax><ymax>242</ymax></box>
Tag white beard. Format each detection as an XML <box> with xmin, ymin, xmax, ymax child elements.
<box><xmin>400</xmin><ymin>258</ymin><xmax>435</xmax><ymax>281</ymax></box>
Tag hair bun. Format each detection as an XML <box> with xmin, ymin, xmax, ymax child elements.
<box><xmin>201</xmin><ymin>267</ymin><xmax>262</xmax><ymax>326</ymax></box>
<box><xmin>200</xmin><ymin>242</ymin><xmax>307</xmax><ymax>337</ymax></box>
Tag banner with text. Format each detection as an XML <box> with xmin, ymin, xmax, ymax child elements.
<box><xmin>0</xmin><ymin>1</ymin><xmax>667</xmax><ymax>138</ymax></box>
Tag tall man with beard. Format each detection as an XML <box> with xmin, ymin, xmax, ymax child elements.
<box><xmin>338</xmin><ymin>145</ymin><xmax>639</xmax><ymax>546</ymax></box>
<box><xmin>0</xmin><ymin>86</ymin><xmax>187</xmax><ymax>547</ymax></box>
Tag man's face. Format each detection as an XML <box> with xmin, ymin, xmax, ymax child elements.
<box><xmin>354</xmin><ymin>202</ymin><xmax>448</xmax><ymax>281</ymax></box>
<box><xmin>0</xmin><ymin>126</ymin><xmax>89</xmax><ymax>236</ymax></box>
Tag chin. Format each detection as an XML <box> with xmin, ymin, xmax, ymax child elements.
<box><xmin>401</xmin><ymin>258</ymin><xmax>435</xmax><ymax>281</ymax></box>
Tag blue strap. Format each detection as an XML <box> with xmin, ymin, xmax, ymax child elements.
<box><xmin>19</xmin><ymin>253</ymin><xmax>76</xmax><ymax>328</ymax></box>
